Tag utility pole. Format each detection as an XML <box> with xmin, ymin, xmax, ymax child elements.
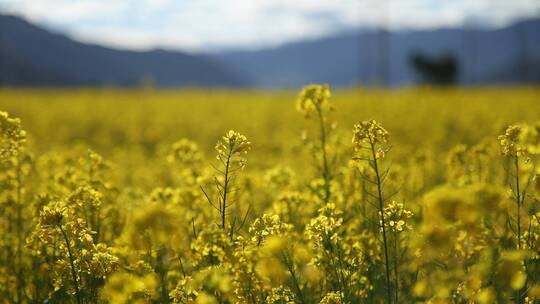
<box><xmin>377</xmin><ymin>0</ymin><xmax>389</xmax><ymax>86</ymax></box>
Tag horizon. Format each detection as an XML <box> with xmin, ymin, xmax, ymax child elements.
<box><xmin>1</xmin><ymin>0</ymin><xmax>539</xmax><ymax>53</ymax></box>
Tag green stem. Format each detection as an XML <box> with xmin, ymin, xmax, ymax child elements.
<box><xmin>15</xmin><ymin>160</ymin><xmax>24</xmax><ymax>302</ymax></box>
<box><xmin>221</xmin><ymin>149</ymin><xmax>232</xmax><ymax>231</ymax></box>
<box><xmin>370</xmin><ymin>141</ymin><xmax>392</xmax><ymax>304</ymax></box>
<box><xmin>515</xmin><ymin>155</ymin><xmax>521</xmax><ymax>250</ymax></box>
<box><xmin>393</xmin><ymin>231</ymin><xmax>399</xmax><ymax>303</ymax></box>
<box><xmin>282</xmin><ymin>252</ymin><xmax>305</xmax><ymax>304</ymax></box>
<box><xmin>316</xmin><ymin>106</ymin><xmax>331</xmax><ymax>203</ymax></box>
<box><xmin>58</xmin><ymin>224</ymin><xmax>82</xmax><ymax>304</ymax></box>
<box><xmin>157</xmin><ymin>247</ymin><xmax>170</xmax><ymax>303</ymax></box>
<box><xmin>335</xmin><ymin>243</ymin><xmax>349</xmax><ymax>301</ymax></box>
<box><xmin>514</xmin><ymin>155</ymin><xmax>522</xmax><ymax>304</ymax></box>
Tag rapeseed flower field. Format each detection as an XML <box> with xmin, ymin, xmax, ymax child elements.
<box><xmin>0</xmin><ymin>86</ymin><xmax>539</xmax><ymax>303</ymax></box>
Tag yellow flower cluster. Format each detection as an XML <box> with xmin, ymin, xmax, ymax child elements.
<box><xmin>352</xmin><ymin>120</ymin><xmax>389</xmax><ymax>148</ymax></box>
<box><xmin>168</xmin><ymin>138</ymin><xmax>204</xmax><ymax>166</ymax></box>
<box><xmin>215</xmin><ymin>130</ymin><xmax>251</xmax><ymax>163</ymax></box>
<box><xmin>296</xmin><ymin>83</ymin><xmax>332</xmax><ymax>118</ymax></box>
<box><xmin>499</xmin><ymin>124</ymin><xmax>528</xmax><ymax>157</ymax></box>
<box><xmin>319</xmin><ymin>292</ymin><xmax>344</xmax><ymax>304</ymax></box>
<box><xmin>249</xmin><ymin>214</ymin><xmax>292</xmax><ymax>245</ymax></box>
<box><xmin>266</xmin><ymin>286</ymin><xmax>296</xmax><ymax>304</ymax></box>
<box><xmin>305</xmin><ymin>203</ymin><xmax>343</xmax><ymax>247</ymax></box>
<box><xmin>0</xmin><ymin>111</ymin><xmax>26</xmax><ymax>160</ymax></box>
<box><xmin>380</xmin><ymin>201</ymin><xmax>413</xmax><ymax>233</ymax></box>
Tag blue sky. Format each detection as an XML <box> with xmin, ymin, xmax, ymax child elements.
<box><xmin>1</xmin><ymin>0</ymin><xmax>539</xmax><ymax>52</ymax></box>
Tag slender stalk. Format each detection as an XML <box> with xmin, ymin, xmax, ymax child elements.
<box><xmin>316</xmin><ymin>106</ymin><xmax>331</xmax><ymax>203</ymax></box>
<box><xmin>178</xmin><ymin>256</ymin><xmax>187</xmax><ymax>278</ymax></box>
<box><xmin>15</xmin><ymin>160</ymin><xmax>24</xmax><ymax>302</ymax></box>
<box><xmin>514</xmin><ymin>154</ymin><xmax>522</xmax><ymax>304</ymax></box>
<box><xmin>58</xmin><ymin>224</ymin><xmax>82</xmax><ymax>304</ymax></box>
<box><xmin>335</xmin><ymin>244</ymin><xmax>349</xmax><ymax>301</ymax></box>
<box><xmin>282</xmin><ymin>252</ymin><xmax>305</xmax><ymax>304</ymax></box>
<box><xmin>88</xmin><ymin>165</ymin><xmax>101</xmax><ymax>243</ymax></box>
<box><xmin>393</xmin><ymin>231</ymin><xmax>399</xmax><ymax>303</ymax></box>
<box><xmin>246</xmin><ymin>277</ymin><xmax>256</xmax><ymax>304</ymax></box>
<box><xmin>361</xmin><ymin>172</ymin><xmax>367</xmax><ymax>220</ymax></box>
<box><xmin>370</xmin><ymin>141</ymin><xmax>392</xmax><ymax>304</ymax></box>
<box><xmin>515</xmin><ymin>155</ymin><xmax>521</xmax><ymax>250</ymax></box>
<box><xmin>32</xmin><ymin>254</ymin><xmax>41</xmax><ymax>302</ymax></box>
<box><xmin>221</xmin><ymin>148</ymin><xmax>232</xmax><ymax>230</ymax></box>
<box><xmin>321</xmin><ymin>240</ymin><xmax>346</xmax><ymax>299</ymax></box>
<box><xmin>157</xmin><ymin>247</ymin><xmax>170</xmax><ymax>304</ymax></box>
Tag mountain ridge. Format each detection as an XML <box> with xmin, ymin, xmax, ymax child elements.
<box><xmin>0</xmin><ymin>14</ymin><xmax>248</xmax><ymax>86</ymax></box>
<box><xmin>1</xmin><ymin>14</ymin><xmax>539</xmax><ymax>87</ymax></box>
<box><xmin>215</xmin><ymin>18</ymin><xmax>540</xmax><ymax>87</ymax></box>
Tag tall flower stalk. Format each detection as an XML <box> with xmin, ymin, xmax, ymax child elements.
<box><xmin>499</xmin><ymin>125</ymin><xmax>528</xmax><ymax>251</ymax></box>
<box><xmin>498</xmin><ymin>125</ymin><xmax>534</xmax><ymax>304</ymax></box>
<box><xmin>0</xmin><ymin>112</ymin><xmax>27</xmax><ymax>302</ymax></box>
<box><xmin>58</xmin><ymin>223</ymin><xmax>83</xmax><ymax>304</ymax></box>
<box><xmin>203</xmin><ymin>130</ymin><xmax>251</xmax><ymax>238</ymax></box>
<box><xmin>297</xmin><ymin>84</ymin><xmax>334</xmax><ymax>203</ymax></box>
<box><xmin>38</xmin><ymin>206</ymin><xmax>83</xmax><ymax>304</ymax></box>
<box><xmin>383</xmin><ymin>201</ymin><xmax>413</xmax><ymax>304</ymax></box>
<box><xmin>352</xmin><ymin>120</ymin><xmax>393</xmax><ymax>303</ymax></box>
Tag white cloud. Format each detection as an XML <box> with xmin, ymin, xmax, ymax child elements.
<box><xmin>0</xmin><ymin>0</ymin><xmax>538</xmax><ymax>52</ymax></box>
<box><xmin>0</xmin><ymin>0</ymin><xmax>128</xmax><ymax>23</ymax></box>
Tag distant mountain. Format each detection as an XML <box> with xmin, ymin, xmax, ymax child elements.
<box><xmin>0</xmin><ymin>14</ymin><xmax>539</xmax><ymax>87</ymax></box>
<box><xmin>0</xmin><ymin>14</ymin><xmax>248</xmax><ymax>86</ymax></box>
<box><xmin>215</xmin><ymin>19</ymin><xmax>540</xmax><ymax>87</ymax></box>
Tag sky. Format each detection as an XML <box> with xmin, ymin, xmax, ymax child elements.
<box><xmin>0</xmin><ymin>0</ymin><xmax>539</xmax><ymax>52</ymax></box>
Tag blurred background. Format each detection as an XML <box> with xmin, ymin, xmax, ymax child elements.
<box><xmin>0</xmin><ymin>0</ymin><xmax>539</xmax><ymax>88</ymax></box>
